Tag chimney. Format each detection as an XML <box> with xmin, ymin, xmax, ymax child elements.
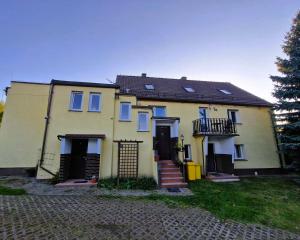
<box><xmin>181</xmin><ymin>76</ymin><xmax>187</xmax><ymax>80</ymax></box>
<box><xmin>141</xmin><ymin>73</ymin><xmax>147</xmax><ymax>77</ymax></box>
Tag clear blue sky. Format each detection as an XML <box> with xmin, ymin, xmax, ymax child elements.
<box><xmin>0</xmin><ymin>0</ymin><xmax>299</xmax><ymax>102</ymax></box>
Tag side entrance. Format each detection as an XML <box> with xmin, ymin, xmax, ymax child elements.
<box><xmin>58</xmin><ymin>135</ymin><xmax>103</xmax><ymax>182</ymax></box>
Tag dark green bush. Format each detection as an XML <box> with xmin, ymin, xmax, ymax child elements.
<box><xmin>98</xmin><ymin>177</ymin><xmax>157</xmax><ymax>190</ymax></box>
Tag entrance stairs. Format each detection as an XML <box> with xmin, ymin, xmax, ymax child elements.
<box><xmin>158</xmin><ymin>160</ymin><xmax>187</xmax><ymax>188</ymax></box>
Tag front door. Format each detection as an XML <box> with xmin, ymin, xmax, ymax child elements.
<box><xmin>207</xmin><ymin>143</ymin><xmax>216</xmax><ymax>172</ymax></box>
<box><xmin>70</xmin><ymin>139</ymin><xmax>88</xmax><ymax>179</ymax></box>
<box><xmin>156</xmin><ymin>126</ymin><xmax>171</xmax><ymax>160</ymax></box>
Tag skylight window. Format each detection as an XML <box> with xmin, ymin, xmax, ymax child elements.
<box><xmin>219</xmin><ymin>89</ymin><xmax>232</xmax><ymax>95</ymax></box>
<box><xmin>184</xmin><ymin>87</ymin><xmax>195</xmax><ymax>93</ymax></box>
<box><xmin>145</xmin><ymin>84</ymin><xmax>154</xmax><ymax>90</ymax></box>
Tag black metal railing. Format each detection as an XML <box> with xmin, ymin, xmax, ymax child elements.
<box><xmin>193</xmin><ymin>118</ymin><xmax>237</xmax><ymax>135</ymax></box>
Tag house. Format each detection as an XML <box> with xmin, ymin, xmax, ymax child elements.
<box><xmin>0</xmin><ymin>74</ymin><xmax>281</xmax><ymax>187</ymax></box>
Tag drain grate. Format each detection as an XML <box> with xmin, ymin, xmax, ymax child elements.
<box><xmin>167</xmin><ymin>188</ymin><xmax>181</xmax><ymax>193</ymax></box>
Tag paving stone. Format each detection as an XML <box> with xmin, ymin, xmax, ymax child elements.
<box><xmin>0</xmin><ymin>195</ymin><xmax>299</xmax><ymax>240</ymax></box>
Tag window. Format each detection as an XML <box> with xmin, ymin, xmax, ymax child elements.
<box><xmin>234</xmin><ymin>144</ymin><xmax>245</xmax><ymax>159</ymax></box>
<box><xmin>228</xmin><ymin>110</ymin><xmax>240</xmax><ymax>123</ymax></box>
<box><xmin>219</xmin><ymin>89</ymin><xmax>232</xmax><ymax>95</ymax></box>
<box><xmin>184</xmin><ymin>145</ymin><xmax>192</xmax><ymax>160</ymax></box>
<box><xmin>137</xmin><ymin>112</ymin><xmax>149</xmax><ymax>131</ymax></box>
<box><xmin>120</xmin><ymin>102</ymin><xmax>131</xmax><ymax>121</ymax></box>
<box><xmin>153</xmin><ymin>106</ymin><xmax>166</xmax><ymax>117</ymax></box>
<box><xmin>70</xmin><ymin>91</ymin><xmax>83</xmax><ymax>111</ymax></box>
<box><xmin>145</xmin><ymin>84</ymin><xmax>154</xmax><ymax>90</ymax></box>
<box><xmin>199</xmin><ymin>107</ymin><xmax>207</xmax><ymax>119</ymax></box>
<box><xmin>88</xmin><ymin>93</ymin><xmax>101</xmax><ymax>112</ymax></box>
<box><xmin>184</xmin><ymin>87</ymin><xmax>195</xmax><ymax>93</ymax></box>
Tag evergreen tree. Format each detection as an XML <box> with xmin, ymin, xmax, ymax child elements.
<box><xmin>270</xmin><ymin>11</ymin><xmax>300</xmax><ymax>164</ymax></box>
<box><xmin>0</xmin><ymin>101</ymin><xmax>4</xmax><ymax>126</ymax></box>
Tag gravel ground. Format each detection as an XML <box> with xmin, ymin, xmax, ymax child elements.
<box><xmin>0</xmin><ymin>176</ymin><xmax>193</xmax><ymax>196</ymax></box>
<box><xmin>1</xmin><ymin>195</ymin><xmax>299</xmax><ymax>240</ymax></box>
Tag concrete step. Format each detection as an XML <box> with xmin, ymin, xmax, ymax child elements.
<box><xmin>160</xmin><ymin>182</ymin><xmax>188</xmax><ymax>188</ymax></box>
<box><xmin>161</xmin><ymin>177</ymin><xmax>184</xmax><ymax>183</ymax></box>
<box><xmin>159</xmin><ymin>163</ymin><xmax>177</xmax><ymax>167</ymax></box>
<box><xmin>158</xmin><ymin>160</ymin><xmax>173</xmax><ymax>164</ymax></box>
<box><xmin>206</xmin><ymin>173</ymin><xmax>240</xmax><ymax>183</ymax></box>
<box><xmin>160</xmin><ymin>168</ymin><xmax>181</xmax><ymax>173</ymax></box>
<box><xmin>160</xmin><ymin>172</ymin><xmax>182</xmax><ymax>178</ymax></box>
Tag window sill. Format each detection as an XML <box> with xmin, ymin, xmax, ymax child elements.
<box><xmin>119</xmin><ymin>119</ymin><xmax>131</xmax><ymax>122</ymax></box>
<box><xmin>234</xmin><ymin>158</ymin><xmax>247</xmax><ymax>161</ymax></box>
<box><xmin>88</xmin><ymin>110</ymin><xmax>101</xmax><ymax>113</ymax></box>
<box><xmin>137</xmin><ymin>130</ymin><xmax>150</xmax><ymax>132</ymax></box>
<box><xmin>69</xmin><ymin>109</ymin><xmax>83</xmax><ymax>112</ymax></box>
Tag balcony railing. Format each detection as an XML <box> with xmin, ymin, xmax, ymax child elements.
<box><xmin>193</xmin><ymin>118</ymin><xmax>237</xmax><ymax>136</ymax></box>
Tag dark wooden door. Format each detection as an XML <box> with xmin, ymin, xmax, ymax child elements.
<box><xmin>156</xmin><ymin>126</ymin><xmax>171</xmax><ymax>160</ymax></box>
<box><xmin>207</xmin><ymin>143</ymin><xmax>216</xmax><ymax>172</ymax></box>
<box><xmin>70</xmin><ymin>139</ymin><xmax>88</xmax><ymax>179</ymax></box>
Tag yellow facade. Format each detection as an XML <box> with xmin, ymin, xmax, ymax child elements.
<box><xmin>0</xmin><ymin>81</ymin><xmax>280</xmax><ymax>180</ymax></box>
<box><xmin>0</xmin><ymin>82</ymin><xmax>49</xmax><ymax>169</ymax></box>
<box><xmin>139</xmin><ymin>100</ymin><xmax>280</xmax><ymax>172</ymax></box>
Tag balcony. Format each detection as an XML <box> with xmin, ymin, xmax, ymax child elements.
<box><xmin>193</xmin><ymin>118</ymin><xmax>238</xmax><ymax>136</ymax></box>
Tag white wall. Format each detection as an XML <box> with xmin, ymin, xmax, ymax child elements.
<box><xmin>87</xmin><ymin>139</ymin><xmax>102</xmax><ymax>154</ymax></box>
<box><xmin>207</xmin><ymin>136</ymin><xmax>235</xmax><ymax>162</ymax></box>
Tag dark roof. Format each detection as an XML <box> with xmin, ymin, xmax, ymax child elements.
<box><xmin>116</xmin><ymin>75</ymin><xmax>272</xmax><ymax>107</ymax></box>
<box><xmin>11</xmin><ymin>81</ymin><xmax>49</xmax><ymax>85</ymax></box>
<box><xmin>51</xmin><ymin>80</ymin><xmax>119</xmax><ymax>89</ymax></box>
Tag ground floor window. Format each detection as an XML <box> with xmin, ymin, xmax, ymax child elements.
<box><xmin>184</xmin><ymin>144</ymin><xmax>192</xmax><ymax>160</ymax></box>
<box><xmin>234</xmin><ymin>144</ymin><xmax>245</xmax><ymax>159</ymax></box>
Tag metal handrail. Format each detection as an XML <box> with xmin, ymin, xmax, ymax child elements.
<box><xmin>193</xmin><ymin>118</ymin><xmax>237</xmax><ymax>135</ymax></box>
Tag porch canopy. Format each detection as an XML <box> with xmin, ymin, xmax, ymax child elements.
<box><xmin>152</xmin><ymin>117</ymin><xmax>180</xmax><ymax>138</ymax></box>
<box><xmin>57</xmin><ymin>134</ymin><xmax>106</xmax><ymax>140</ymax></box>
<box><xmin>57</xmin><ymin>134</ymin><xmax>105</xmax><ymax>155</ymax></box>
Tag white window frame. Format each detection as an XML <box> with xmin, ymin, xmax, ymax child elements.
<box><xmin>137</xmin><ymin>112</ymin><xmax>149</xmax><ymax>131</ymax></box>
<box><xmin>184</xmin><ymin>144</ymin><xmax>192</xmax><ymax>160</ymax></box>
<box><xmin>228</xmin><ymin>109</ymin><xmax>241</xmax><ymax>123</ymax></box>
<box><xmin>199</xmin><ymin>107</ymin><xmax>208</xmax><ymax>119</ymax></box>
<box><xmin>234</xmin><ymin>144</ymin><xmax>245</xmax><ymax>159</ymax></box>
<box><xmin>145</xmin><ymin>84</ymin><xmax>154</xmax><ymax>90</ymax></box>
<box><xmin>184</xmin><ymin>87</ymin><xmax>195</xmax><ymax>93</ymax></box>
<box><xmin>69</xmin><ymin>91</ymin><xmax>83</xmax><ymax>111</ymax></box>
<box><xmin>153</xmin><ymin>106</ymin><xmax>166</xmax><ymax>117</ymax></box>
<box><xmin>119</xmin><ymin>102</ymin><xmax>132</xmax><ymax>121</ymax></box>
<box><xmin>88</xmin><ymin>93</ymin><xmax>102</xmax><ymax>112</ymax></box>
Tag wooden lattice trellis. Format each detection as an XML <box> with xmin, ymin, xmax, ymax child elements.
<box><xmin>114</xmin><ymin>140</ymin><xmax>143</xmax><ymax>182</ymax></box>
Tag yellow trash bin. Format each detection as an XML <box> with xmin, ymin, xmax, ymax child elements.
<box><xmin>195</xmin><ymin>164</ymin><xmax>201</xmax><ymax>179</ymax></box>
<box><xmin>187</xmin><ymin>162</ymin><xmax>196</xmax><ymax>181</ymax></box>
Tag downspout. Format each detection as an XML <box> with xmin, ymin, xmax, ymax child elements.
<box><xmin>270</xmin><ymin>110</ymin><xmax>284</xmax><ymax>170</ymax></box>
<box><xmin>111</xmin><ymin>89</ymin><xmax>117</xmax><ymax>177</ymax></box>
<box><xmin>201</xmin><ymin>136</ymin><xmax>206</xmax><ymax>176</ymax></box>
<box><xmin>38</xmin><ymin>82</ymin><xmax>56</xmax><ymax>176</ymax></box>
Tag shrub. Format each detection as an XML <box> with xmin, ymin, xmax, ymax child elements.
<box><xmin>98</xmin><ymin>177</ymin><xmax>157</xmax><ymax>190</ymax></box>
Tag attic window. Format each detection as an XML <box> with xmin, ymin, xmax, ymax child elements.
<box><xmin>184</xmin><ymin>87</ymin><xmax>195</xmax><ymax>93</ymax></box>
<box><xmin>219</xmin><ymin>89</ymin><xmax>232</xmax><ymax>95</ymax></box>
<box><xmin>145</xmin><ymin>84</ymin><xmax>154</xmax><ymax>90</ymax></box>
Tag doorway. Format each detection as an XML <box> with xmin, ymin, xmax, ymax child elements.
<box><xmin>69</xmin><ymin>139</ymin><xmax>88</xmax><ymax>179</ymax></box>
<box><xmin>207</xmin><ymin>143</ymin><xmax>216</xmax><ymax>172</ymax></box>
<box><xmin>156</xmin><ymin>126</ymin><xmax>171</xmax><ymax>160</ymax></box>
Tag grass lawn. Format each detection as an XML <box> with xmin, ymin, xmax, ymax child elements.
<box><xmin>141</xmin><ymin>177</ymin><xmax>300</xmax><ymax>233</ymax></box>
<box><xmin>101</xmin><ymin>177</ymin><xmax>300</xmax><ymax>233</ymax></box>
<box><xmin>0</xmin><ymin>185</ymin><xmax>26</xmax><ymax>195</ymax></box>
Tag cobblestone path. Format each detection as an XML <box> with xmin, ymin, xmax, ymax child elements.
<box><xmin>0</xmin><ymin>195</ymin><xmax>299</xmax><ymax>240</ymax></box>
